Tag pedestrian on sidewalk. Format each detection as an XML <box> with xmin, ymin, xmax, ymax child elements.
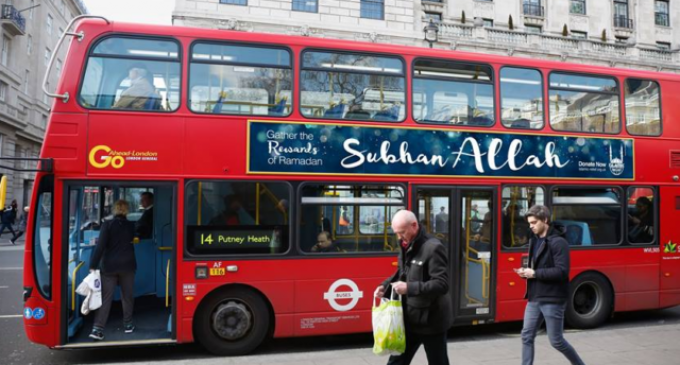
<box><xmin>11</xmin><ymin>207</ymin><xmax>29</xmax><ymax>244</ymax></box>
<box><xmin>374</xmin><ymin>209</ymin><xmax>452</xmax><ymax>365</ymax></box>
<box><xmin>515</xmin><ymin>205</ymin><xmax>586</xmax><ymax>365</ymax></box>
<box><xmin>0</xmin><ymin>204</ymin><xmax>18</xmax><ymax>244</ymax></box>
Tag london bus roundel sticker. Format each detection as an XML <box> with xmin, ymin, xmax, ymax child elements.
<box><xmin>323</xmin><ymin>279</ymin><xmax>364</xmax><ymax>312</ymax></box>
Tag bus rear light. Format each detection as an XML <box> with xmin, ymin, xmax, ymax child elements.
<box><xmin>185</xmin><ymin>296</ymin><xmax>195</xmax><ymax>301</ymax></box>
<box><xmin>664</xmin><ymin>272</ymin><xmax>671</xmax><ymax>277</ymax></box>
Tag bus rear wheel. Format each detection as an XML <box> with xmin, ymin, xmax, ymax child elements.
<box><xmin>195</xmin><ymin>287</ymin><xmax>270</xmax><ymax>356</ymax></box>
<box><xmin>566</xmin><ymin>273</ymin><xmax>612</xmax><ymax>329</ymax></box>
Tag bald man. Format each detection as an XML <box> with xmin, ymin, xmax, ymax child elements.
<box><xmin>374</xmin><ymin>210</ymin><xmax>452</xmax><ymax>365</ymax></box>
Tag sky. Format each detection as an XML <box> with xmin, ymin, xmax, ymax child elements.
<box><xmin>83</xmin><ymin>0</ymin><xmax>174</xmax><ymax>25</ymax></box>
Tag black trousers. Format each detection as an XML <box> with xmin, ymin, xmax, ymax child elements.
<box><xmin>386</xmin><ymin>330</ymin><xmax>450</xmax><ymax>365</ymax></box>
<box><xmin>94</xmin><ymin>272</ymin><xmax>135</xmax><ymax>329</ymax></box>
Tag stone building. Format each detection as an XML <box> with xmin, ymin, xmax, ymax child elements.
<box><xmin>0</xmin><ymin>0</ymin><xmax>85</xmax><ymax>208</ymax></box>
<box><xmin>172</xmin><ymin>0</ymin><xmax>679</xmax><ymax>72</ymax></box>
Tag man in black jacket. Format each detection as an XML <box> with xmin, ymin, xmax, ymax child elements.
<box><xmin>374</xmin><ymin>210</ymin><xmax>452</xmax><ymax>365</ymax></box>
<box><xmin>135</xmin><ymin>192</ymin><xmax>154</xmax><ymax>239</ymax></box>
<box><xmin>516</xmin><ymin>205</ymin><xmax>585</xmax><ymax>365</ymax></box>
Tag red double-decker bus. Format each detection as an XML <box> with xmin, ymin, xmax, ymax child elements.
<box><xmin>14</xmin><ymin>16</ymin><xmax>680</xmax><ymax>355</ymax></box>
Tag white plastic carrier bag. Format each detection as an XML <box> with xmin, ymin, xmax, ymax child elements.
<box><xmin>372</xmin><ymin>287</ymin><xmax>406</xmax><ymax>355</ymax></box>
<box><xmin>77</xmin><ymin>270</ymin><xmax>102</xmax><ymax>315</ymax></box>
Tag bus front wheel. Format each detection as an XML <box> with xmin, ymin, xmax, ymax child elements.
<box><xmin>195</xmin><ymin>287</ymin><xmax>270</xmax><ymax>356</ymax></box>
<box><xmin>566</xmin><ymin>273</ymin><xmax>612</xmax><ymax>329</ymax></box>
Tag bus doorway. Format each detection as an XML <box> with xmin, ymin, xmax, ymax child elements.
<box><xmin>62</xmin><ymin>182</ymin><xmax>176</xmax><ymax>346</ymax></box>
<box><xmin>414</xmin><ymin>186</ymin><xmax>497</xmax><ymax>326</ymax></box>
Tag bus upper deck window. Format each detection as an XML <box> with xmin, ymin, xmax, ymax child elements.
<box><xmin>79</xmin><ymin>36</ymin><xmax>181</xmax><ymax>112</ymax></box>
<box><xmin>501</xmin><ymin>67</ymin><xmax>543</xmax><ymax>130</ymax></box>
<box><xmin>549</xmin><ymin>72</ymin><xmax>620</xmax><ymax>134</ymax></box>
<box><xmin>625</xmin><ymin>79</ymin><xmax>661</xmax><ymax>136</ymax></box>
<box><xmin>300</xmin><ymin>51</ymin><xmax>405</xmax><ymax>122</ymax></box>
<box><xmin>189</xmin><ymin>42</ymin><xmax>293</xmax><ymax>117</ymax></box>
<box><xmin>413</xmin><ymin>59</ymin><xmax>494</xmax><ymax>127</ymax></box>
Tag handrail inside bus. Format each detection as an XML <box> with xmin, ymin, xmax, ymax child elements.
<box><xmin>42</xmin><ymin>15</ymin><xmax>110</xmax><ymax>103</ymax></box>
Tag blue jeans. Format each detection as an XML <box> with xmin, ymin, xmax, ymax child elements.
<box><xmin>521</xmin><ymin>301</ymin><xmax>586</xmax><ymax>365</ymax></box>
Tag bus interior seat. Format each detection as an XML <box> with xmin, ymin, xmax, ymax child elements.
<box><xmin>510</xmin><ymin>118</ymin><xmax>531</xmax><ymax>128</ymax></box>
<box><xmin>345</xmin><ymin>110</ymin><xmax>371</xmax><ymax>120</ymax></box>
<box><xmin>373</xmin><ymin>105</ymin><xmax>400</xmax><ymax>121</ymax></box>
<box><xmin>145</xmin><ymin>94</ymin><xmax>162</xmax><ymax>110</ymax></box>
<box><xmin>268</xmin><ymin>98</ymin><xmax>287</xmax><ymax>115</ymax></box>
<box><xmin>323</xmin><ymin>103</ymin><xmax>346</xmax><ymax>118</ymax></box>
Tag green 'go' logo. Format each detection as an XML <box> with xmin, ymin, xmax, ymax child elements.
<box><xmin>664</xmin><ymin>241</ymin><xmax>678</xmax><ymax>254</ymax></box>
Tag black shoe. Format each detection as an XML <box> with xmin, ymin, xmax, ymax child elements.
<box><xmin>10</xmin><ymin>238</ymin><xmax>15</xmax><ymax>245</ymax></box>
<box><xmin>89</xmin><ymin>329</ymin><xmax>104</xmax><ymax>341</ymax></box>
<box><xmin>124</xmin><ymin>323</ymin><xmax>135</xmax><ymax>334</ymax></box>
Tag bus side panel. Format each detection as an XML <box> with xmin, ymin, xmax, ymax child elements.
<box><xmin>43</xmin><ymin>113</ymin><xmax>88</xmax><ymax>174</ymax></box>
<box><xmin>660</xmin><ymin>186</ymin><xmax>680</xmax><ymax>308</ymax></box>
<box><xmin>495</xmin><ymin>252</ymin><xmax>527</xmax><ymax>323</ymax></box>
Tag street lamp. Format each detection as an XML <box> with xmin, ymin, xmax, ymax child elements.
<box><xmin>423</xmin><ymin>19</ymin><xmax>439</xmax><ymax>48</ymax></box>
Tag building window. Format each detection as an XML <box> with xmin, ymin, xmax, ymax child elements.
<box><xmin>44</xmin><ymin>48</ymin><xmax>51</xmax><ymax>67</ymax></box>
<box><xmin>24</xmin><ymin>70</ymin><xmax>29</xmax><ymax>94</ymax></box>
<box><xmin>29</xmin><ymin>0</ymin><xmax>34</xmax><ymax>19</ymax></box>
<box><xmin>47</xmin><ymin>14</ymin><xmax>53</xmax><ymax>35</ymax></box>
<box><xmin>570</xmin><ymin>0</ymin><xmax>586</xmax><ymax>15</ymax></box>
<box><xmin>424</xmin><ymin>12</ymin><xmax>442</xmax><ymax>23</ymax></box>
<box><xmin>549</xmin><ymin>72</ymin><xmax>620</xmax><ymax>134</ymax></box>
<box><xmin>614</xmin><ymin>0</ymin><xmax>632</xmax><ymax>28</ymax></box>
<box><xmin>0</xmin><ymin>82</ymin><xmax>7</xmax><ymax>101</ymax></box>
<box><xmin>657</xmin><ymin>42</ymin><xmax>671</xmax><ymax>50</ymax></box>
<box><xmin>361</xmin><ymin>0</ymin><xmax>384</xmax><ymax>20</ymax></box>
<box><xmin>526</xmin><ymin>25</ymin><xmax>542</xmax><ymax>33</ymax></box>
<box><xmin>292</xmin><ymin>0</ymin><xmax>318</xmax><ymax>13</ymax></box>
<box><xmin>56</xmin><ymin>59</ymin><xmax>62</xmax><ymax>77</ymax></box>
<box><xmin>41</xmin><ymin>115</ymin><xmax>47</xmax><ymax>128</ymax></box>
<box><xmin>44</xmin><ymin>83</ymin><xmax>49</xmax><ymax>104</ymax></box>
<box><xmin>571</xmin><ymin>31</ymin><xmax>587</xmax><ymax>39</ymax></box>
<box><xmin>615</xmin><ymin>36</ymin><xmax>628</xmax><ymax>44</ymax></box>
<box><xmin>656</xmin><ymin>1</ymin><xmax>670</xmax><ymax>27</ymax></box>
<box><xmin>219</xmin><ymin>0</ymin><xmax>247</xmax><ymax>5</ymax></box>
<box><xmin>523</xmin><ymin>0</ymin><xmax>543</xmax><ymax>17</ymax></box>
<box><xmin>27</xmin><ymin>35</ymin><xmax>32</xmax><ymax>55</ymax></box>
<box><xmin>2</xmin><ymin>36</ymin><xmax>10</xmax><ymax>67</ymax></box>
<box><xmin>483</xmin><ymin>18</ymin><xmax>494</xmax><ymax>27</ymax></box>
<box><xmin>625</xmin><ymin>79</ymin><xmax>661</xmax><ymax>136</ymax></box>
<box><xmin>59</xmin><ymin>0</ymin><xmax>66</xmax><ymax>14</ymax></box>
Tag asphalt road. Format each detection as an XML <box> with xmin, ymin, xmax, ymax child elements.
<box><xmin>1</xmin><ymin>241</ymin><xmax>679</xmax><ymax>365</ymax></box>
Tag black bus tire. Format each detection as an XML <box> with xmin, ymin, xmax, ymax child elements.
<box><xmin>566</xmin><ymin>273</ymin><xmax>613</xmax><ymax>329</ymax></box>
<box><xmin>194</xmin><ymin>287</ymin><xmax>270</xmax><ymax>356</ymax></box>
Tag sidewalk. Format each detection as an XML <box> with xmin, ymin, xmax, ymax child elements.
<box><xmin>135</xmin><ymin>321</ymin><xmax>680</xmax><ymax>365</ymax></box>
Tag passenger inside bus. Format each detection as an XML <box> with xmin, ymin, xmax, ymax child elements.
<box><xmin>113</xmin><ymin>64</ymin><xmax>160</xmax><ymax>110</ymax></box>
<box><xmin>628</xmin><ymin>196</ymin><xmax>654</xmax><ymax>243</ymax></box>
<box><xmin>209</xmin><ymin>194</ymin><xmax>255</xmax><ymax>226</ymax></box>
<box><xmin>311</xmin><ymin>231</ymin><xmax>339</xmax><ymax>253</ymax></box>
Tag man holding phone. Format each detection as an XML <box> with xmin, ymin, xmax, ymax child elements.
<box><xmin>515</xmin><ymin>205</ymin><xmax>586</xmax><ymax>365</ymax></box>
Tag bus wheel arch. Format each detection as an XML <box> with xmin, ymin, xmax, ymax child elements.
<box><xmin>193</xmin><ymin>284</ymin><xmax>274</xmax><ymax>356</ymax></box>
<box><xmin>566</xmin><ymin>271</ymin><xmax>614</xmax><ymax>329</ymax></box>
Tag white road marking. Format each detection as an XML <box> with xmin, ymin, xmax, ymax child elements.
<box><xmin>0</xmin><ymin>267</ymin><xmax>22</xmax><ymax>270</ymax></box>
<box><xmin>0</xmin><ymin>315</ymin><xmax>22</xmax><ymax>319</ymax></box>
<box><xmin>0</xmin><ymin>286</ymin><xmax>8</xmax><ymax>289</ymax></box>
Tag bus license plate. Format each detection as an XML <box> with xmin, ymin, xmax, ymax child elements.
<box><xmin>210</xmin><ymin>268</ymin><xmax>226</xmax><ymax>276</ymax></box>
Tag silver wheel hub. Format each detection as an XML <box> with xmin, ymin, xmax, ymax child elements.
<box><xmin>212</xmin><ymin>301</ymin><xmax>252</xmax><ymax>341</ymax></box>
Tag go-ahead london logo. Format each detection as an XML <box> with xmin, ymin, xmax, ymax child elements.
<box><xmin>664</xmin><ymin>241</ymin><xmax>679</xmax><ymax>254</ymax></box>
<box><xmin>88</xmin><ymin>145</ymin><xmax>159</xmax><ymax>169</ymax></box>
<box><xmin>323</xmin><ymin>279</ymin><xmax>364</xmax><ymax>312</ymax></box>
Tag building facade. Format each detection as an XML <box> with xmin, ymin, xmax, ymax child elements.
<box><xmin>0</xmin><ymin>0</ymin><xmax>85</xmax><ymax>209</ymax></box>
<box><xmin>172</xmin><ymin>0</ymin><xmax>679</xmax><ymax>72</ymax></box>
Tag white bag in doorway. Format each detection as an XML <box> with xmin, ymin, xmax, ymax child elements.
<box><xmin>76</xmin><ymin>270</ymin><xmax>102</xmax><ymax>315</ymax></box>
